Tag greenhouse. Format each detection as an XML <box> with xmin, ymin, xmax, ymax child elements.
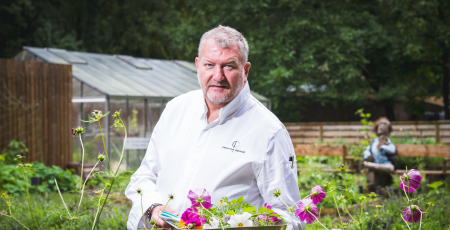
<box><xmin>14</xmin><ymin>47</ymin><xmax>271</xmax><ymax>170</ymax></box>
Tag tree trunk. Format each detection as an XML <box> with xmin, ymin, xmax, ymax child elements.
<box><xmin>442</xmin><ymin>48</ymin><xmax>449</xmax><ymax>119</ymax></box>
<box><xmin>383</xmin><ymin>101</ymin><xmax>396</xmax><ymax>121</ymax></box>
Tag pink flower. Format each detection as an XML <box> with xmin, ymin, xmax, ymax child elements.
<box><xmin>399</xmin><ymin>169</ymin><xmax>422</xmax><ymax>192</ymax></box>
<box><xmin>181</xmin><ymin>208</ymin><xmax>206</xmax><ymax>227</ymax></box>
<box><xmin>310</xmin><ymin>185</ymin><xmax>326</xmax><ymax>204</ymax></box>
<box><xmin>262</xmin><ymin>203</ymin><xmax>280</xmax><ymax>223</ymax></box>
<box><xmin>188</xmin><ymin>189</ymin><xmax>212</xmax><ymax>209</ymax></box>
<box><xmin>403</xmin><ymin>205</ymin><xmax>423</xmax><ymax>223</ymax></box>
<box><xmin>254</xmin><ymin>214</ymin><xmax>268</xmax><ymax>226</ymax></box>
<box><xmin>295</xmin><ymin>198</ymin><xmax>318</xmax><ymax>224</ymax></box>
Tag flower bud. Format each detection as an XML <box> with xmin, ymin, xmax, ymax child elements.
<box><xmin>106</xmin><ymin>182</ymin><xmax>111</xmax><ymax>187</ymax></box>
<box><xmin>273</xmin><ymin>190</ymin><xmax>281</xmax><ymax>198</ymax></box>
<box><xmin>168</xmin><ymin>194</ymin><xmax>175</xmax><ymax>200</ymax></box>
<box><xmin>136</xmin><ymin>188</ymin><xmax>142</xmax><ymax>194</ymax></box>
<box><xmin>94</xmin><ymin>110</ymin><xmax>99</xmax><ymax>114</ymax></box>
<box><xmin>338</xmin><ymin>163</ymin><xmax>345</xmax><ymax>171</ymax></box>
<box><xmin>17</xmin><ymin>163</ymin><xmax>23</xmax><ymax>167</ymax></box>
<box><xmin>369</xmin><ymin>192</ymin><xmax>377</xmax><ymax>198</ymax></box>
<box><xmin>98</xmin><ymin>152</ymin><xmax>106</xmax><ymax>162</ymax></box>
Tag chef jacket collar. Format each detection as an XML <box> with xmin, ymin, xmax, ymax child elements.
<box><xmin>200</xmin><ymin>82</ymin><xmax>251</xmax><ymax>125</ymax></box>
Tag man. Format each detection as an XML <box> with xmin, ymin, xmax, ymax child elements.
<box><xmin>125</xmin><ymin>25</ymin><xmax>304</xmax><ymax>230</ymax></box>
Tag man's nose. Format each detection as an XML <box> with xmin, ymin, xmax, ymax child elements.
<box><xmin>212</xmin><ymin>65</ymin><xmax>225</xmax><ymax>82</ymax></box>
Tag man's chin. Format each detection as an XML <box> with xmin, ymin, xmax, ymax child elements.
<box><xmin>206</xmin><ymin>93</ymin><xmax>231</xmax><ymax>105</ymax></box>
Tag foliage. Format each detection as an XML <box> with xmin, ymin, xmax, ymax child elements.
<box><xmin>0</xmin><ymin>160</ymin><xmax>79</xmax><ymax>196</ymax></box>
<box><xmin>0</xmin><ymin>192</ymin><xmax>129</xmax><ymax>229</ymax></box>
<box><xmin>1</xmin><ymin>140</ymin><xmax>28</xmax><ymax>164</ymax></box>
<box><xmin>1</xmin><ymin>0</ymin><xmax>448</xmax><ymax>121</ymax></box>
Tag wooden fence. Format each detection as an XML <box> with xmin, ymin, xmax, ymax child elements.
<box><xmin>0</xmin><ymin>59</ymin><xmax>72</xmax><ymax>169</ymax></box>
<box><xmin>285</xmin><ymin>120</ymin><xmax>450</xmax><ymax>145</ymax></box>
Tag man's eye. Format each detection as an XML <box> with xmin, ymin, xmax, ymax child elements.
<box><xmin>225</xmin><ymin>65</ymin><xmax>233</xmax><ymax>69</ymax></box>
<box><xmin>206</xmin><ymin>64</ymin><xmax>213</xmax><ymax>67</ymax></box>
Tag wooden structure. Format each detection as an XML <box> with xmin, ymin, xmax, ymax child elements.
<box><xmin>294</xmin><ymin>144</ymin><xmax>450</xmax><ymax>175</ymax></box>
<box><xmin>0</xmin><ymin>59</ymin><xmax>72</xmax><ymax>168</ymax></box>
<box><xmin>285</xmin><ymin>121</ymin><xmax>450</xmax><ymax>145</ymax></box>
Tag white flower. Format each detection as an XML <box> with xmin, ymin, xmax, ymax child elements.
<box><xmin>204</xmin><ymin>217</ymin><xmax>220</xmax><ymax>229</ymax></box>
<box><xmin>228</xmin><ymin>212</ymin><xmax>253</xmax><ymax>227</ymax></box>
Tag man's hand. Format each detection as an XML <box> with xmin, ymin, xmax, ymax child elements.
<box><xmin>151</xmin><ymin>205</ymin><xmax>179</xmax><ymax>227</ymax></box>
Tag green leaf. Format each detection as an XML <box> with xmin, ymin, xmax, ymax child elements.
<box><xmin>242</xmin><ymin>207</ymin><xmax>256</xmax><ymax>212</ymax></box>
<box><xmin>428</xmin><ymin>181</ymin><xmax>443</xmax><ymax>190</ymax></box>
<box><xmin>228</xmin><ymin>210</ymin><xmax>235</xmax><ymax>216</ymax></box>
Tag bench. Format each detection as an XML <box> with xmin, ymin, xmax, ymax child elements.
<box><xmin>294</xmin><ymin>144</ymin><xmax>356</xmax><ymax>173</ymax></box>
<box><xmin>294</xmin><ymin>144</ymin><xmax>450</xmax><ymax>175</ymax></box>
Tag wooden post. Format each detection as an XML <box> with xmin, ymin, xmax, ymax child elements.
<box><xmin>435</xmin><ymin>122</ymin><xmax>440</xmax><ymax>143</ymax></box>
<box><xmin>342</xmin><ymin>145</ymin><xmax>347</xmax><ymax>165</ymax></box>
<box><xmin>319</xmin><ymin>124</ymin><xmax>323</xmax><ymax>142</ymax></box>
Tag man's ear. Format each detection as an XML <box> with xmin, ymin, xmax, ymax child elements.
<box><xmin>243</xmin><ymin>62</ymin><xmax>251</xmax><ymax>83</ymax></box>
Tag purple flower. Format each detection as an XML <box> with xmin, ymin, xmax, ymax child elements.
<box><xmin>399</xmin><ymin>169</ymin><xmax>422</xmax><ymax>192</ymax></box>
<box><xmin>403</xmin><ymin>205</ymin><xmax>423</xmax><ymax>223</ymax></box>
<box><xmin>187</xmin><ymin>189</ymin><xmax>212</xmax><ymax>209</ymax></box>
<box><xmin>262</xmin><ymin>203</ymin><xmax>280</xmax><ymax>223</ymax></box>
<box><xmin>310</xmin><ymin>185</ymin><xmax>326</xmax><ymax>204</ymax></box>
<box><xmin>181</xmin><ymin>208</ymin><xmax>206</xmax><ymax>227</ymax></box>
<box><xmin>295</xmin><ymin>198</ymin><xmax>318</xmax><ymax>224</ymax></box>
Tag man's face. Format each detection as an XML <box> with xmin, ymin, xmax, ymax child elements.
<box><xmin>195</xmin><ymin>38</ymin><xmax>250</xmax><ymax>106</ymax></box>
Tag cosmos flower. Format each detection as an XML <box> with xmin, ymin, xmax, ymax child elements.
<box><xmin>188</xmin><ymin>189</ymin><xmax>212</xmax><ymax>209</ymax></box>
<box><xmin>295</xmin><ymin>198</ymin><xmax>318</xmax><ymax>224</ymax></box>
<box><xmin>228</xmin><ymin>212</ymin><xmax>253</xmax><ymax>227</ymax></box>
<box><xmin>310</xmin><ymin>185</ymin><xmax>326</xmax><ymax>204</ymax></box>
<box><xmin>399</xmin><ymin>169</ymin><xmax>422</xmax><ymax>192</ymax></box>
<box><xmin>180</xmin><ymin>208</ymin><xmax>205</xmax><ymax>229</ymax></box>
<box><xmin>403</xmin><ymin>205</ymin><xmax>423</xmax><ymax>223</ymax></box>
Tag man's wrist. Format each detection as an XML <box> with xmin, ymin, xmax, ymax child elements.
<box><xmin>147</xmin><ymin>203</ymin><xmax>163</xmax><ymax>220</ymax></box>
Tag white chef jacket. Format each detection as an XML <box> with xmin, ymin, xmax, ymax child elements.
<box><xmin>125</xmin><ymin>83</ymin><xmax>305</xmax><ymax>230</ymax></box>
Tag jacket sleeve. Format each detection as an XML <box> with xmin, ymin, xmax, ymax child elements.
<box><xmin>256</xmin><ymin>128</ymin><xmax>306</xmax><ymax>230</ymax></box>
<box><xmin>363</xmin><ymin>144</ymin><xmax>372</xmax><ymax>160</ymax></box>
<box><xmin>125</xmin><ymin>104</ymin><xmax>170</xmax><ymax>229</ymax></box>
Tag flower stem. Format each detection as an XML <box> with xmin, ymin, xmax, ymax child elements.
<box><xmin>306</xmin><ymin>210</ymin><xmax>329</xmax><ymax>230</ymax></box>
<box><xmin>3</xmin><ymin>214</ymin><xmax>30</xmax><ymax>230</ymax></box>
<box><xmin>91</xmin><ymin>186</ymin><xmax>106</xmax><ymax>230</ymax></box>
<box><xmin>331</xmin><ymin>191</ymin><xmax>343</xmax><ymax>227</ymax></box>
<box><xmin>150</xmin><ymin>199</ymin><xmax>171</xmax><ymax>230</ymax></box>
<box><xmin>401</xmin><ymin>214</ymin><xmax>412</xmax><ymax>230</ymax></box>
<box><xmin>79</xmin><ymin>135</ymin><xmax>85</xmax><ymax>191</ymax></box>
<box><xmin>24</xmin><ymin>173</ymin><xmax>40</xmax><ymax>230</ymax></box>
<box><xmin>77</xmin><ymin>161</ymin><xmax>100</xmax><ymax>212</ymax></box>
<box><xmin>141</xmin><ymin>194</ymin><xmax>149</xmax><ymax>230</ymax></box>
<box><xmin>341</xmin><ymin>171</ymin><xmax>362</xmax><ymax>229</ymax></box>
<box><xmin>370</xmin><ymin>198</ymin><xmax>375</xmax><ymax>230</ymax></box>
<box><xmin>97</xmin><ymin>119</ymin><xmax>112</xmax><ymax>170</ymax></box>
<box><xmin>91</xmin><ymin>117</ymin><xmax>128</xmax><ymax>229</ymax></box>
<box><xmin>201</xmin><ymin>203</ymin><xmax>225</xmax><ymax>230</ymax></box>
<box><xmin>55</xmin><ymin>178</ymin><xmax>72</xmax><ymax>219</ymax></box>
<box><xmin>279</xmin><ymin>197</ymin><xmax>292</xmax><ymax>226</ymax></box>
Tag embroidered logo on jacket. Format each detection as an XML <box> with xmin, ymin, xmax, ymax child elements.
<box><xmin>222</xmin><ymin>141</ymin><xmax>245</xmax><ymax>153</ymax></box>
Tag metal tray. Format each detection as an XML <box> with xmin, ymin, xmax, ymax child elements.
<box><xmin>165</xmin><ymin>220</ymin><xmax>287</xmax><ymax>230</ymax></box>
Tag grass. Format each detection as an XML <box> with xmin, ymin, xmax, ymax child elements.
<box><xmin>0</xmin><ymin>192</ymin><xmax>130</xmax><ymax>229</ymax></box>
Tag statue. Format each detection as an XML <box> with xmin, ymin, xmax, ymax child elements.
<box><xmin>363</xmin><ymin>117</ymin><xmax>397</xmax><ymax>192</ymax></box>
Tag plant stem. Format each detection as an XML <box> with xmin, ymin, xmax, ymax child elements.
<box><xmin>4</xmin><ymin>215</ymin><xmax>30</xmax><ymax>230</ymax></box>
<box><xmin>201</xmin><ymin>203</ymin><xmax>225</xmax><ymax>230</ymax></box>
<box><xmin>77</xmin><ymin>161</ymin><xmax>100</xmax><ymax>212</ymax></box>
<box><xmin>279</xmin><ymin>197</ymin><xmax>292</xmax><ymax>226</ymax></box>
<box><xmin>306</xmin><ymin>210</ymin><xmax>329</xmax><ymax>230</ymax></box>
<box><xmin>341</xmin><ymin>171</ymin><xmax>362</xmax><ymax>228</ymax></box>
<box><xmin>24</xmin><ymin>173</ymin><xmax>40</xmax><ymax>230</ymax></box>
<box><xmin>141</xmin><ymin>194</ymin><xmax>149</xmax><ymax>230</ymax></box>
<box><xmin>331</xmin><ymin>192</ymin><xmax>343</xmax><ymax>227</ymax></box>
<box><xmin>79</xmin><ymin>135</ymin><xmax>85</xmax><ymax>191</ymax></box>
<box><xmin>97</xmin><ymin>120</ymin><xmax>112</xmax><ymax>170</ymax></box>
<box><xmin>91</xmin><ymin>117</ymin><xmax>127</xmax><ymax>229</ymax></box>
<box><xmin>55</xmin><ymin>179</ymin><xmax>72</xmax><ymax>219</ymax></box>
<box><xmin>370</xmin><ymin>198</ymin><xmax>375</xmax><ymax>230</ymax></box>
<box><xmin>401</xmin><ymin>214</ymin><xmax>412</xmax><ymax>230</ymax></box>
<box><xmin>92</xmin><ymin>186</ymin><xmax>106</xmax><ymax>230</ymax></box>
<box><xmin>150</xmin><ymin>199</ymin><xmax>171</xmax><ymax>230</ymax></box>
